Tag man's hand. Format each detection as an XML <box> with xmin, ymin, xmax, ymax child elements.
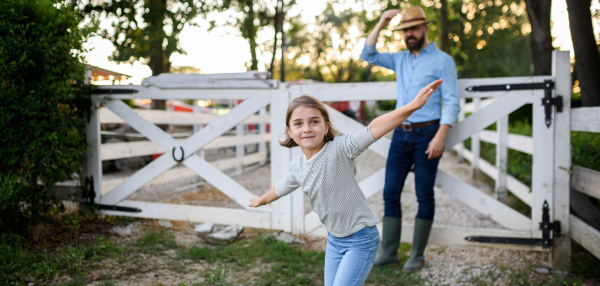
<box><xmin>425</xmin><ymin>124</ymin><xmax>451</xmax><ymax>160</ymax></box>
<box><xmin>378</xmin><ymin>9</ymin><xmax>400</xmax><ymax>28</ymax></box>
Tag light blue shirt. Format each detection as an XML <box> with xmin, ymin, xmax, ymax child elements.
<box><xmin>360</xmin><ymin>42</ymin><xmax>460</xmax><ymax>126</ymax></box>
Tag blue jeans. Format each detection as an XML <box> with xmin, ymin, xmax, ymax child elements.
<box><xmin>383</xmin><ymin>124</ymin><xmax>441</xmax><ymax>220</ymax></box>
<box><xmin>324</xmin><ymin>225</ymin><xmax>380</xmax><ymax>286</ymax></box>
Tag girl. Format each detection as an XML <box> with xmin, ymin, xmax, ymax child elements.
<box><xmin>249</xmin><ymin>78</ymin><xmax>443</xmax><ymax>285</ymax></box>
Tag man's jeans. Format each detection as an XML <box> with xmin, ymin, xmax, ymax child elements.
<box><xmin>383</xmin><ymin>124</ymin><xmax>441</xmax><ymax>220</ymax></box>
<box><xmin>324</xmin><ymin>225</ymin><xmax>380</xmax><ymax>286</ymax></box>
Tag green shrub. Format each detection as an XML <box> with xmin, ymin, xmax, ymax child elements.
<box><xmin>0</xmin><ymin>0</ymin><xmax>92</xmax><ymax>232</ymax></box>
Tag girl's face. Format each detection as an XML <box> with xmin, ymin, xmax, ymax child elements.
<box><xmin>287</xmin><ymin>105</ymin><xmax>330</xmax><ymax>151</ymax></box>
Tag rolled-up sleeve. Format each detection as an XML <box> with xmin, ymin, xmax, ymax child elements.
<box><xmin>275</xmin><ymin>171</ymin><xmax>299</xmax><ymax>197</ymax></box>
<box><xmin>440</xmin><ymin>57</ymin><xmax>461</xmax><ymax>126</ymax></box>
<box><xmin>360</xmin><ymin>44</ymin><xmax>396</xmax><ymax>71</ymax></box>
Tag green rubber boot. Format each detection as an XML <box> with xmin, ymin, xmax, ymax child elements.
<box><xmin>403</xmin><ymin>218</ymin><xmax>433</xmax><ymax>272</ymax></box>
<box><xmin>373</xmin><ymin>216</ymin><xmax>402</xmax><ymax>267</ymax></box>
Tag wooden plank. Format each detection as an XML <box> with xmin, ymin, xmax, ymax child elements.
<box><xmin>552</xmin><ymin>50</ymin><xmax>572</xmax><ymax>271</ymax></box>
<box><xmin>496</xmin><ymin>116</ymin><xmax>509</xmax><ymax>203</ymax></box>
<box><xmin>101</xmin><ymin>152</ymin><xmax>267</xmax><ymax>195</ymax></box>
<box><xmin>451</xmin><ymin>146</ymin><xmax>533</xmax><ymax>206</ymax></box>
<box><xmin>183</xmin><ymin>155</ymin><xmax>272</xmax><ymax>212</ymax></box>
<box><xmin>570</xmin><ymin>189</ymin><xmax>600</xmax><ymax>231</ymax></box>
<box><xmin>358</xmin><ymin>168</ymin><xmax>386</xmax><ymax>199</ymax></box>
<box><xmin>101</xmin><ymin>134</ymin><xmax>271</xmax><ymax>161</ymax></box>
<box><xmin>436</xmin><ymin>170</ymin><xmax>531</xmax><ymax>230</ymax></box>
<box><xmin>105</xmin><ymin>100</ymin><xmax>179</xmax><ymax>151</ymax></box>
<box><xmin>445</xmin><ymin>91</ymin><xmax>533</xmax><ymax>148</ymax></box>
<box><xmin>571</xmin><ymin>166</ymin><xmax>600</xmax><ymax>200</ymax></box>
<box><xmin>462</xmin><ymin>98</ymin><xmax>497</xmax><ymax>113</ymax></box>
<box><xmin>570</xmin><ymin>215</ymin><xmax>600</xmax><ymax>260</ymax></box>
<box><xmin>457</xmin><ymin>97</ymin><xmax>466</xmax><ymax>161</ymax></box>
<box><xmin>92</xmin><ymin>85</ymin><xmax>273</xmax><ymax>100</ymax></box>
<box><xmin>532</xmin><ymin>86</ymin><xmax>554</xmax><ymax>237</ymax></box>
<box><xmin>479</xmin><ymin>130</ymin><xmax>533</xmax><ymax>155</ymax></box>
<box><xmin>101</xmin><ymin>93</ymin><xmax>271</xmax><ymax>205</ymax></box>
<box><xmin>270</xmin><ymin>86</ymin><xmax>293</xmax><ymax>232</ymax></box>
<box><xmin>86</xmin><ymin>98</ymin><xmax>103</xmax><ymax>203</ymax></box>
<box><xmin>571</xmin><ymin>107</ymin><xmax>600</xmax><ymax>133</ymax></box>
<box><xmin>300</xmin><ymin>82</ymin><xmax>396</xmax><ymax>102</ymax></box>
<box><xmin>308</xmin><ymin>224</ymin><xmax>542</xmax><ymax>251</ymax></box>
<box><xmin>100</xmin><ymin>108</ymin><xmax>270</xmax><ymax>125</ymax></box>
<box><xmin>101</xmin><ymin>201</ymin><xmax>272</xmax><ymax>229</ymax></box>
<box><xmin>458</xmin><ymin>76</ymin><xmax>553</xmax><ymax>98</ymax></box>
<box><xmin>470</xmin><ymin>98</ymin><xmax>481</xmax><ymax>178</ymax></box>
<box><xmin>326</xmin><ymin>105</ymin><xmax>391</xmax><ymax>158</ymax></box>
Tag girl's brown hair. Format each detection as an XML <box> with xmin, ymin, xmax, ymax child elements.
<box><xmin>279</xmin><ymin>94</ymin><xmax>336</xmax><ymax>148</ymax></box>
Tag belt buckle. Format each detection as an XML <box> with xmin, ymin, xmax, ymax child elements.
<box><xmin>402</xmin><ymin>122</ymin><xmax>413</xmax><ymax>132</ymax></box>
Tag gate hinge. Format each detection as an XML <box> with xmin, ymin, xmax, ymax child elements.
<box><xmin>85</xmin><ymin>176</ymin><xmax>142</xmax><ymax>213</ymax></box>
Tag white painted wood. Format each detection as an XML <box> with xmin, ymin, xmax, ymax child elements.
<box><xmin>309</xmin><ymin>224</ymin><xmax>541</xmax><ymax>251</ymax></box>
<box><xmin>102</xmin><ymin>201</ymin><xmax>272</xmax><ymax>229</ymax></box>
<box><xmin>532</xmin><ymin>84</ymin><xmax>554</xmax><ymax>237</ymax></box>
<box><xmin>479</xmin><ymin>130</ymin><xmax>533</xmax><ymax>155</ymax></box>
<box><xmin>462</xmin><ymin>98</ymin><xmax>497</xmax><ymax>113</ymax></box>
<box><xmin>445</xmin><ymin>91</ymin><xmax>534</xmax><ymax>148</ymax></box>
<box><xmin>289</xmin><ymin>147</ymin><xmax>305</xmax><ymax>235</ymax></box>
<box><xmin>570</xmin><ymin>189</ymin><xmax>600</xmax><ymax>231</ymax></box>
<box><xmin>99</xmin><ymin>108</ymin><xmax>270</xmax><ymax>125</ymax></box>
<box><xmin>258</xmin><ymin>107</ymin><xmax>267</xmax><ymax>165</ymax></box>
<box><xmin>470</xmin><ymin>98</ymin><xmax>481</xmax><ymax>178</ymax></box>
<box><xmin>571</xmin><ymin>166</ymin><xmax>600</xmax><ymax>200</ymax></box>
<box><xmin>86</xmin><ymin>98</ymin><xmax>103</xmax><ymax>203</ymax></box>
<box><xmin>101</xmin><ymin>93</ymin><xmax>271</xmax><ymax>205</ymax></box>
<box><xmin>458</xmin><ymin>76</ymin><xmax>553</xmax><ymax>98</ymax></box>
<box><xmin>141</xmin><ymin>71</ymin><xmax>271</xmax><ymax>82</ymax></box>
<box><xmin>358</xmin><ymin>168</ymin><xmax>387</xmax><ymax>199</ymax></box>
<box><xmin>552</xmin><ymin>49</ymin><xmax>572</xmax><ymax>272</ymax></box>
<box><xmin>101</xmin><ymin>152</ymin><xmax>267</xmax><ymax>195</ymax></box>
<box><xmin>101</xmin><ymin>134</ymin><xmax>270</xmax><ymax>161</ymax></box>
<box><xmin>457</xmin><ymin>97</ymin><xmax>466</xmax><ymax>161</ymax></box>
<box><xmin>436</xmin><ymin>170</ymin><xmax>531</xmax><ymax>230</ymax></box>
<box><xmin>299</xmin><ymin>82</ymin><xmax>396</xmax><ymax>101</ymax></box>
<box><xmin>451</xmin><ymin>146</ymin><xmax>533</xmax><ymax>206</ymax></box>
<box><xmin>304</xmin><ymin>211</ymin><xmax>322</xmax><ymax>235</ymax></box>
<box><xmin>571</xmin><ymin>107</ymin><xmax>600</xmax><ymax>133</ymax></box>
<box><xmin>92</xmin><ymin>86</ymin><xmax>273</xmax><ymax>100</ymax></box>
<box><xmin>184</xmin><ymin>155</ymin><xmax>272</xmax><ymax>212</ymax></box>
<box><xmin>235</xmin><ymin>101</ymin><xmax>244</xmax><ymax>174</ymax></box>
<box><xmin>105</xmin><ymin>100</ymin><xmax>179</xmax><ymax>151</ymax></box>
<box><xmin>270</xmin><ymin>86</ymin><xmax>293</xmax><ymax>232</ymax></box>
<box><xmin>326</xmin><ymin>105</ymin><xmax>390</xmax><ymax>158</ymax></box>
<box><xmin>496</xmin><ymin>116</ymin><xmax>509</xmax><ymax>203</ymax></box>
<box><xmin>570</xmin><ymin>215</ymin><xmax>600</xmax><ymax>260</ymax></box>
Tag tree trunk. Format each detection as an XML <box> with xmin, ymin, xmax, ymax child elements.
<box><xmin>566</xmin><ymin>0</ymin><xmax>600</xmax><ymax>106</ymax></box>
<box><xmin>524</xmin><ymin>0</ymin><xmax>553</xmax><ymax>75</ymax></box>
<box><xmin>269</xmin><ymin>3</ymin><xmax>279</xmax><ymax>78</ymax></box>
<box><xmin>247</xmin><ymin>2</ymin><xmax>258</xmax><ymax>70</ymax></box>
<box><xmin>279</xmin><ymin>0</ymin><xmax>285</xmax><ymax>82</ymax></box>
<box><xmin>439</xmin><ymin>0</ymin><xmax>449</xmax><ymax>53</ymax></box>
<box><xmin>148</xmin><ymin>52</ymin><xmax>170</xmax><ymax>110</ymax></box>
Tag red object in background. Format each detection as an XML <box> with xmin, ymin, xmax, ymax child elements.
<box><xmin>152</xmin><ymin>153</ymin><xmax>163</xmax><ymax>160</ymax></box>
<box><xmin>330</xmin><ymin>101</ymin><xmax>350</xmax><ymax>113</ymax></box>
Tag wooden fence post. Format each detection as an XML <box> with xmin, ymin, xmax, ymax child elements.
<box><xmin>259</xmin><ymin>107</ymin><xmax>267</xmax><ymax>165</ymax></box>
<box><xmin>270</xmin><ymin>84</ymin><xmax>292</xmax><ymax>232</ymax></box>
<box><xmin>470</xmin><ymin>97</ymin><xmax>481</xmax><ymax>178</ymax></box>
<box><xmin>86</xmin><ymin>97</ymin><xmax>102</xmax><ymax>205</ymax></box>
<box><xmin>457</xmin><ymin>97</ymin><xmax>466</xmax><ymax>162</ymax></box>
<box><xmin>496</xmin><ymin>116</ymin><xmax>508</xmax><ymax>203</ymax></box>
<box><xmin>551</xmin><ymin>50</ymin><xmax>572</xmax><ymax>271</ymax></box>
<box><xmin>235</xmin><ymin>101</ymin><xmax>244</xmax><ymax>174</ymax></box>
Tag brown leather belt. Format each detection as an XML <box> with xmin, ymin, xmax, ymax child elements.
<box><xmin>400</xmin><ymin>119</ymin><xmax>440</xmax><ymax>132</ymax></box>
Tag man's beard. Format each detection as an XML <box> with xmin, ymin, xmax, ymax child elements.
<box><xmin>406</xmin><ymin>33</ymin><xmax>425</xmax><ymax>51</ymax></box>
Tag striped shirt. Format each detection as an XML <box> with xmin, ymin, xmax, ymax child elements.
<box><xmin>275</xmin><ymin>126</ymin><xmax>380</xmax><ymax>237</ymax></box>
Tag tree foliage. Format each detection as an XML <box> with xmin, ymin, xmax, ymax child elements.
<box><xmin>0</xmin><ymin>0</ymin><xmax>92</xmax><ymax>231</ymax></box>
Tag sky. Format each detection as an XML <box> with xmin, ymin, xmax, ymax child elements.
<box><xmin>83</xmin><ymin>0</ymin><xmax>600</xmax><ymax>85</ymax></box>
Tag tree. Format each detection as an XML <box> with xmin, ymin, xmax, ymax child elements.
<box><xmin>82</xmin><ymin>0</ymin><xmax>212</xmax><ymax>109</ymax></box>
<box><xmin>566</xmin><ymin>0</ymin><xmax>600</xmax><ymax>106</ymax></box>
<box><xmin>523</xmin><ymin>0</ymin><xmax>553</xmax><ymax>75</ymax></box>
<box><xmin>1</xmin><ymin>0</ymin><xmax>92</xmax><ymax>231</ymax></box>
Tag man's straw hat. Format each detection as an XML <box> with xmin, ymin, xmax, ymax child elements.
<box><xmin>394</xmin><ymin>6</ymin><xmax>436</xmax><ymax>31</ymax></box>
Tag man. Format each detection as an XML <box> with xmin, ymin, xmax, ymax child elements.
<box><xmin>360</xmin><ymin>6</ymin><xmax>460</xmax><ymax>272</ymax></box>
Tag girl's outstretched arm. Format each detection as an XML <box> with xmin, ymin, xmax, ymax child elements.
<box><xmin>369</xmin><ymin>79</ymin><xmax>443</xmax><ymax>139</ymax></box>
<box><xmin>248</xmin><ymin>185</ymin><xmax>280</xmax><ymax>207</ymax></box>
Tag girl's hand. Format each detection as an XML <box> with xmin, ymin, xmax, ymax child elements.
<box><xmin>410</xmin><ymin>78</ymin><xmax>443</xmax><ymax>110</ymax></box>
<box><xmin>248</xmin><ymin>196</ymin><xmax>264</xmax><ymax>208</ymax></box>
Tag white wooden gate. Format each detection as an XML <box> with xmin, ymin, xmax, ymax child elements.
<box><xmin>85</xmin><ymin>72</ymin><xmax>288</xmax><ymax>230</ymax></box>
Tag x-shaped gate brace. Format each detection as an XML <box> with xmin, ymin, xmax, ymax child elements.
<box><xmin>93</xmin><ymin>92</ymin><xmax>273</xmax><ymax>213</ymax></box>
<box><xmin>465</xmin><ymin>79</ymin><xmax>562</xmax><ymax>128</ymax></box>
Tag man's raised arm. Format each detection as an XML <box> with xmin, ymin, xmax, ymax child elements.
<box><xmin>361</xmin><ymin>9</ymin><xmax>400</xmax><ymax>70</ymax></box>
